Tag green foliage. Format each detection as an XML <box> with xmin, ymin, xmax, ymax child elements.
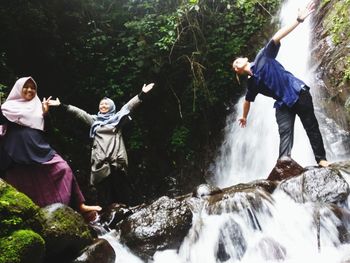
<box><xmin>0</xmin><ymin>0</ymin><xmax>281</xmax><ymax>199</ymax></box>
<box><xmin>324</xmin><ymin>0</ymin><xmax>350</xmax><ymax>84</ymax></box>
<box><xmin>128</xmin><ymin>125</ymin><xmax>144</xmax><ymax>150</ymax></box>
<box><xmin>325</xmin><ymin>0</ymin><xmax>350</xmax><ymax>45</ymax></box>
<box><xmin>0</xmin><ymin>230</ymin><xmax>45</xmax><ymax>263</ymax></box>
<box><xmin>344</xmin><ymin>57</ymin><xmax>350</xmax><ymax>82</ymax></box>
<box><xmin>171</xmin><ymin>126</ymin><xmax>190</xmax><ymax>151</ymax></box>
<box><xmin>0</xmin><ymin>83</ymin><xmax>8</xmax><ymax>104</ymax></box>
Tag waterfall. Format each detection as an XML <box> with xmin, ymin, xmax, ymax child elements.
<box><xmin>211</xmin><ymin>0</ymin><xmax>350</xmax><ymax>188</ymax></box>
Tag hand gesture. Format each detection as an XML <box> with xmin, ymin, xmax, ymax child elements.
<box><xmin>42</xmin><ymin>96</ymin><xmax>52</xmax><ymax>115</ymax></box>
<box><xmin>142</xmin><ymin>83</ymin><xmax>155</xmax><ymax>93</ymax></box>
<box><xmin>297</xmin><ymin>0</ymin><xmax>315</xmax><ymax>21</ymax></box>
<box><xmin>238</xmin><ymin>117</ymin><xmax>247</xmax><ymax>128</ymax></box>
<box><xmin>48</xmin><ymin>98</ymin><xmax>61</xmax><ymax>107</ymax></box>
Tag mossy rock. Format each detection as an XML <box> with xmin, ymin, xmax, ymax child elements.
<box><xmin>0</xmin><ymin>179</ymin><xmax>43</xmax><ymax>237</ymax></box>
<box><xmin>41</xmin><ymin>203</ymin><xmax>93</xmax><ymax>261</ymax></box>
<box><xmin>0</xmin><ymin>229</ymin><xmax>45</xmax><ymax>263</ymax></box>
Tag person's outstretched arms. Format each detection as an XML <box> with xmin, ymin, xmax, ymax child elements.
<box><xmin>48</xmin><ymin>98</ymin><xmax>94</xmax><ymax>126</ymax></box>
<box><xmin>238</xmin><ymin>100</ymin><xmax>251</xmax><ymax>128</ymax></box>
<box><xmin>272</xmin><ymin>0</ymin><xmax>315</xmax><ymax>44</ymax></box>
<box><xmin>48</xmin><ymin>98</ymin><xmax>61</xmax><ymax>107</ymax></box>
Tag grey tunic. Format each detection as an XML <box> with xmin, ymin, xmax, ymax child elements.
<box><xmin>65</xmin><ymin>95</ymin><xmax>141</xmax><ymax>185</ymax></box>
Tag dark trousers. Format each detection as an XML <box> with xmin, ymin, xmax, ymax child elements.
<box><xmin>275</xmin><ymin>89</ymin><xmax>326</xmax><ymax>163</ymax></box>
<box><xmin>95</xmin><ymin>167</ymin><xmax>135</xmax><ymax>207</ymax></box>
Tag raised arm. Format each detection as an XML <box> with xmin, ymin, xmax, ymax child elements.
<box><xmin>272</xmin><ymin>0</ymin><xmax>315</xmax><ymax>44</ymax></box>
<box><xmin>121</xmin><ymin>83</ymin><xmax>155</xmax><ymax>112</ymax></box>
<box><xmin>238</xmin><ymin>100</ymin><xmax>251</xmax><ymax>128</ymax></box>
<box><xmin>48</xmin><ymin>98</ymin><xmax>94</xmax><ymax>126</ymax></box>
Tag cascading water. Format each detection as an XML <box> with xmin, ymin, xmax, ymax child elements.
<box><xmin>100</xmin><ymin>0</ymin><xmax>350</xmax><ymax>262</ymax></box>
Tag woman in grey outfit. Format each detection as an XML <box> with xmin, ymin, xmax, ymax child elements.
<box><xmin>49</xmin><ymin>83</ymin><xmax>155</xmax><ymax>206</ymax></box>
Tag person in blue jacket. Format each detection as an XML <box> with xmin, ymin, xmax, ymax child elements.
<box><xmin>232</xmin><ymin>0</ymin><xmax>329</xmax><ymax>167</ymax></box>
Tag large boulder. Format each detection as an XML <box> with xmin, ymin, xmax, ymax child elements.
<box><xmin>118</xmin><ymin>196</ymin><xmax>192</xmax><ymax>259</ymax></box>
<box><xmin>0</xmin><ymin>179</ymin><xmax>46</xmax><ymax>263</ymax></box>
<box><xmin>0</xmin><ymin>179</ymin><xmax>43</xmax><ymax>237</ymax></box>
<box><xmin>279</xmin><ymin>167</ymin><xmax>349</xmax><ymax>203</ymax></box>
<box><xmin>0</xmin><ymin>179</ymin><xmax>98</xmax><ymax>263</ymax></box>
<box><xmin>72</xmin><ymin>238</ymin><xmax>115</xmax><ymax>263</ymax></box>
<box><xmin>40</xmin><ymin>203</ymin><xmax>93</xmax><ymax>262</ymax></box>
<box><xmin>114</xmin><ymin>181</ymin><xmax>276</xmax><ymax>260</ymax></box>
<box><xmin>206</xmin><ymin>180</ymin><xmax>276</xmax><ymax>215</ymax></box>
<box><xmin>0</xmin><ymin>229</ymin><xmax>45</xmax><ymax>263</ymax></box>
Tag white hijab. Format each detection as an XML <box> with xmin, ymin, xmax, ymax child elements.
<box><xmin>1</xmin><ymin>77</ymin><xmax>44</xmax><ymax>131</ymax></box>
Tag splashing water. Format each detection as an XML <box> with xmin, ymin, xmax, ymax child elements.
<box><xmin>153</xmin><ymin>190</ymin><xmax>350</xmax><ymax>263</ymax></box>
<box><xmin>102</xmin><ymin>230</ymin><xmax>144</xmax><ymax>263</ymax></box>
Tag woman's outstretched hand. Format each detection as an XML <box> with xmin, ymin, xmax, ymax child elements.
<box><xmin>48</xmin><ymin>98</ymin><xmax>61</xmax><ymax>107</ymax></box>
<box><xmin>142</xmin><ymin>83</ymin><xmax>155</xmax><ymax>93</ymax></box>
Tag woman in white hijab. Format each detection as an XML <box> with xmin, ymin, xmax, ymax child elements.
<box><xmin>0</xmin><ymin>77</ymin><xmax>101</xmax><ymax>218</ymax></box>
<box><xmin>49</xmin><ymin>82</ymin><xmax>155</xmax><ymax>207</ymax></box>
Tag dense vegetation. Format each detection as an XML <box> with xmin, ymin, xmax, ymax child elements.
<box><xmin>0</xmin><ymin>0</ymin><xmax>280</xmax><ymax>205</ymax></box>
<box><xmin>322</xmin><ymin>0</ymin><xmax>350</xmax><ymax>84</ymax></box>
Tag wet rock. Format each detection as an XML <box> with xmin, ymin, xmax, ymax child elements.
<box><xmin>248</xmin><ymin>179</ymin><xmax>278</xmax><ymax>194</ymax></box>
<box><xmin>330</xmin><ymin>160</ymin><xmax>350</xmax><ymax>175</ymax></box>
<box><xmin>325</xmin><ymin>204</ymin><xmax>350</xmax><ymax>243</ymax></box>
<box><xmin>88</xmin><ymin>203</ymin><xmax>135</xmax><ymax>237</ymax></box>
<box><xmin>206</xmin><ymin>184</ymin><xmax>274</xmax><ymax>216</ymax></box>
<box><xmin>303</xmin><ymin>168</ymin><xmax>349</xmax><ymax>203</ymax></box>
<box><xmin>279</xmin><ymin>167</ymin><xmax>350</xmax><ymax>204</ymax></box>
<box><xmin>267</xmin><ymin>156</ymin><xmax>305</xmax><ymax>181</ymax></box>
<box><xmin>256</xmin><ymin>237</ymin><xmax>286</xmax><ymax>261</ymax></box>
<box><xmin>278</xmin><ymin>175</ymin><xmax>304</xmax><ymax>203</ymax></box>
<box><xmin>312</xmin><ymin>0</ymin><xmax>350</xmax><ymax>129</ymax></box>
<box><xmin>216</xmin><ymin>218</ymin><xmax>247</xmax><ymax>261</ymax></box>
<box><xmin>98</xmin><ymin>203</ymin><xmax>134</xmax><ymax>230</ymax></box>
<box><xmin>40</xmin><ymin>203</ymin><xmax>93</xmax><ymax>262</ymax></box>
<box><xmin>72</xmin><ymin>238</ymin><xmax>115</xmax><ymax>263</ymax></box>
<box><xmin>118</xmin><ymin>196</ymin><xmax>192</xmax><ymax>260</ymax></box>
<box><xmin>192</xmin><ymin>183</ymin><xmax>222</xmax><ymax>198</ymax></box>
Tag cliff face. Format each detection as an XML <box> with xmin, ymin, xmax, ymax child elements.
<box><xmin>312</xmin><ymin>0</ymin><xmax>350</xmax><ymax>129</ymax></box>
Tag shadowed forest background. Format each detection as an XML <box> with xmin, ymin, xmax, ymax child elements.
<box><xmin>0</xmin><ymin>0</ymin><xmax>281</xmax><ymax>204</ymax></box>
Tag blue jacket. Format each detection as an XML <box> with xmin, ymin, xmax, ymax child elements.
<box><xmin>245</xmin><ymin>39</ymin><xmax>306</xmax><ymax>108</ymax></box>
